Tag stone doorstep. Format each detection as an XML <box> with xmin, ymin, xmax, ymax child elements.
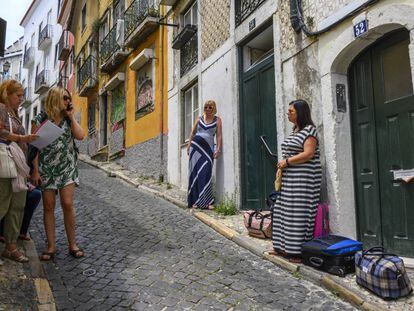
<box><xmin>79</xmin><ymin>155</ymin><xmax>414</xmax><ymax>311</ymax></box>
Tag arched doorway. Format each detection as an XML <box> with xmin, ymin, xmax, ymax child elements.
<box><xmin>349</xmin><ymin>29</ymin><xmax>414</xmax><ymax>256</ymax></box>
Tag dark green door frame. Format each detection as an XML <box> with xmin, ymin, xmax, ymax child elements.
<box><xmin>239</xmin><ymin>50</ymin><xmax>277</xmax><ymax>211</ymax></box>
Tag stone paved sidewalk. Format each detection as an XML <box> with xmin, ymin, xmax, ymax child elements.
<box><xmin>79</xmin><ymin>154</ymin><xmax>414</xmax><ymax>311</ymax></box>
<box><xmin>0</xmin><ymin>238</ymin><xmax>55</xmax><ymax>311</ymax></box>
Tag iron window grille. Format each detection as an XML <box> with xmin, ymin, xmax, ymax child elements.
<box><xmin>235</xmin><ymin>0</ymin><xmax>266</xmax><ymax>26</ymax></box>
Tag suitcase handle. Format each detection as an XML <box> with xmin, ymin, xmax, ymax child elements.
<box><xmin>309</xmin><ymin>257</ymin><xmax>324</xmax><ymax>267</ymax></box>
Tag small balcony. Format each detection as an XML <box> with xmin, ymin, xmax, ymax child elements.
<box><xmin>180</xmin><ymin>31</ymin><xmax>198</xmax><ymax>77</ymax></box>
<box><xmin>35</xmin><ymin>69</ymin><xmax>50</xmax><ymax>94</ymax></box>
<box><xmin>58</xmin><ymin>30</ymin><xmax>71</xmax><ymax>61</ymax></box>
<box><xmin>78</xmin><ymin>55</ymin><xmax>97</xmax><ymax>97</ymax></box>
<box><xmin>23</xmin><ymin>47</ymin><xmax>35</xmax><ymax>68</ymax></box>
<box><xmin>235</xmin><ymin>0</ymin><xmax>266</xmax><ymax>26</ymax></box>
<box><xmin>38</xmin><ymin>24</ymin><xmax>53</xmax><ymax>50</ymax></box>
<box><xmin>124</xmin><ymin>0</ymin><xmax>159</xmax><ymax>49</ymax></box>
<box><xmin>23</xmin><ymin>87</ymin><xmax>32</xmax><ymax>105</ymax></box>
<box><xmin>58</xmin><ymin>72</ymin><xmax>68</xmax><ymax>89</ymax></box>
<box><xmin>100</xmin><ymin>23</ymin><xmax>129</xmax><ymax>73</ymax></box>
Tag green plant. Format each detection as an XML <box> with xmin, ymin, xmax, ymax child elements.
<box><xmin>214</xmin><ymin>194</ymin><xmax>237</xmax><ymax>216</ymax></box>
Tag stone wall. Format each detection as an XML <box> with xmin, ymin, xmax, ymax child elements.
<box><xmin>200</xmin><ymin>0</ymin><xmax>230</xmax><ymax>61</ymax></box>
<box><xmin>115</xmin><ymin>134</ymin><xmax>168</xmax><ymax>179</ymax></box>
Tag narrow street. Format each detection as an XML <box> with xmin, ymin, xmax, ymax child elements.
<box><xmin>30</xmin><ymin>162</ymin><xmax>355</xmax><ymax>310</ymax></box>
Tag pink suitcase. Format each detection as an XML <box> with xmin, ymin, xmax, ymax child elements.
<box><xmin>313</xmin><ymin>203</ymin><xmax>330</xmax><ymax>238</ymax></box>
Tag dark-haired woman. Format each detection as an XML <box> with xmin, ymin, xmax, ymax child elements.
<box><xmin>270</xmin><ymin>100</ymin><xmax>322</xmax><ymax>263</ymax></box>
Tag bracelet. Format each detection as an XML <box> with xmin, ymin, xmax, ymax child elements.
<box><xmin>286</xmin><ymin>158</ymin><xmax>289</xmax><ymax>166</ymax></box>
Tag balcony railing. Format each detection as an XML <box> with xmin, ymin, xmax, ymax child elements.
<box><xmin>35</xmin><ymin>69</ymin><xmax>50</xmax><ymax>94</ymax></box>
<box><xmin>235</xmin><ymin>0</ymin><xmax>266</xmax><ymax>26</ymax></box>
<box><xmin>180</xmin><ymin>32</ymin><xmax>198</xmax><ymax>77</ymax></box>
<box><xmin>38</xmin><ymin>24</ymin><xmax>52</xmax><ymax>50</ymax></box>
<box><xmin>100</xmin><ymin>24</ymin><xmax>120</xmax><ymax>65</ymax></box>
<box><xmin>124</xmin><ymin>0</ymin><xmax>159</xmax><ymax>48</ymax></box>
<box><xmin>78</xmin><ymin>55</ymin><xmax>97</xmax><ymax>96</ymax></box>
<box><xmin>23</xmin><ymin>87</ymin><xmax>32</xmax><ymax>105</ymax></box>
<box><xmin>58</xmin><ymin>30</ymin><xmax>71</xmax><ymax>61</ymax></box>
<box><xmin>23</xmin><ymin>47</ymin><xmax>35</xmax><ymax>68</ymax></box>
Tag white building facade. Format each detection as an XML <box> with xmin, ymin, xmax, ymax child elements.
<box><xmin>19</xmin><ymin>0</ymin><xmax>63</xmax><ymax>131</ymax></box>
<box><xmin>0</xmin><ymin>37</ymin><xmax>23</xmax><ymax>84</ymax></box>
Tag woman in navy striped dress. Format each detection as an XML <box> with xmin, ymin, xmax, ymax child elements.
<box><xmin>271</xmin><ymin>100</ymin><xmax>322</xmax><ymax>263</ymax></box>
<box><xmin>187</xmin><ymin>100</ymin><xmax>222</xmax><ymax>209</ymax></box>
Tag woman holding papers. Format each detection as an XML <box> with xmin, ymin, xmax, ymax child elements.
<box><xmin>0</xmin><ymin>80</ymin><xmax>38</xmax><ymax>263</ymax></box>
<box><xmin>31</xmin><ymin>87</ymin><xmax>85</xmax><ymax>261</ymax></box>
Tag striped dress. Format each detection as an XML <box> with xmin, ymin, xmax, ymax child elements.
<box><xmin>187</xmin><ymin>116</ymin><xmax>217</xmax><ymax>208</ymax></box>
<box><xmin>272</xmin><ymin>125</ymin><xmax>322</xmax><ymax>256</ymax></box>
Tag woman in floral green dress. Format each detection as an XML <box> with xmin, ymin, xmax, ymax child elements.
<box><xmin>31</xmin><ymin>87</ymin><xmax>85</xmax><ymax>261</ymax></box>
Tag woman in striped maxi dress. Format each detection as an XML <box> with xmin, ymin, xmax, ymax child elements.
<box><xmin>187</xmin><ymin>100</ymin><xmax>222</xmax><ymax>209</ymax></box>
<box><xmin>271</xmin><ymin>100</ymin><xmax>322</xmax><ymax>263</ymax></box>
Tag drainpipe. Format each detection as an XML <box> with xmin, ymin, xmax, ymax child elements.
<box><xmin>158</xmin><ymin>5</ymin><xmax>165</xmax><ymax>183</ymax></box>
<box><xmin>290</xmin><ymin>0</ymin><xmax>378</xmax><ymax>36</ymax></box>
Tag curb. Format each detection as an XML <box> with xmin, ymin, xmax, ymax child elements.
<box><xmin>24</xmin><ymin>239</ymin><xmax>56</xmax><ymax>311</ymax></box>
<box><xmin>79</xmin><ymin>157</ymin><xmax>385</xmax><ymax>311</ymax></box>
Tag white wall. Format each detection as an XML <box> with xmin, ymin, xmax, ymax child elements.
<box><xmin>21</xmin><ymin>0</ymin><xmax>62</xmax><ymax>127</ymax></box>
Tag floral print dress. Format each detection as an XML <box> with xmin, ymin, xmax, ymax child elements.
<box><xmin>33</xmin><ymin>115</ymin><xmax>79</xmax><ymax>191</ymax></box>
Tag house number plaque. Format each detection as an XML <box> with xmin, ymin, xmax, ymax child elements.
<box><xmin>393</xmin><ymin>169</ymin><xmax>414</xmax><ymax>183</ymax></box>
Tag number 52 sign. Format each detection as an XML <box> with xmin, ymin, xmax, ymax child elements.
<box><xmin>354</xmin><ymin>20</ymin><xmax>368</xmax><ymax>38</ymax></box>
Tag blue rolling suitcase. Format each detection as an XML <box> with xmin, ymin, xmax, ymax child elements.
<box><xmin>302</xmin><ymin>235</ymin><xmax>363</xmax><ymax>277</ymax></box>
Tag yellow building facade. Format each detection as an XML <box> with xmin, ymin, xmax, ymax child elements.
<box><xmin>69</xmin><ymin>0</ymin><xmax>168</xmax><ymax>179</ymax></box>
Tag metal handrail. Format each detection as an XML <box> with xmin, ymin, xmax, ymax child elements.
<box><xmin>260</xmin><ymin>135</ymin><xmax>277</xmax><ymax>159</ymax></box>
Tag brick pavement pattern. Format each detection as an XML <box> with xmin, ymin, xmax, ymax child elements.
<box><xmin>31</xmin><ymin>162</ymin><xmax>356</xmax><ymax>310</ymax></box>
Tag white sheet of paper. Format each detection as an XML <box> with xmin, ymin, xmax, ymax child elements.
<box><xmin>30</xmin><ymin>120</ymin><xmax>64</xmax><ymax>150</ymax></box>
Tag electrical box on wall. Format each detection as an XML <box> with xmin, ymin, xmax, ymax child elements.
<box><xmin>336</xmin><ymin>84</ymin><xmax>347</xmax><ymax>112</ymax></box>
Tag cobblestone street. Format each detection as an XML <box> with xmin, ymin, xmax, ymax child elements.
<box><xmin>30</xmin><ymin>162</ymin><xmax>355</xmax><ymax>310</ymax></box>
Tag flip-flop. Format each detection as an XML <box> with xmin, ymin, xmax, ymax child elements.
<box><xmin>2</xmin><ymin>249</ymin><xmax>29</xmax><ymax>263</ymax></box>
<box><xmin>40</xmin><ymin>252</ymin><xmax>55</xmax><ymax>261</ymax></box>
<box><xmin>69</xmin><ymin>248</ymin><xmax>84</xmax><ymax>258</ymax></box>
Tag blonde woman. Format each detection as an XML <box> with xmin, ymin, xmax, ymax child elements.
<box><xmin>187</xmin><ymin>100</ymin><xmax>222</xmax><ymax>209</ymax></box>
<box><xmin>0</xmin><ymin>80</ymin><xmax>37</xmax><ymax>263</ymax></box>
<box><xmin>31</xmin><ymin>87</ymin><xmax>85</xmax><ymax>261</ymax></box>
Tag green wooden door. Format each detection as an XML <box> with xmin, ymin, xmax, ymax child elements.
<box><xmin>350</xmin><ymin>30</ymin><xmax>414</xmax><ymax>256</ymax></box>
<box><xmin>241</xmin><ymin>55</ymin><xmax>277</xmax><ymax>210</ymax></box>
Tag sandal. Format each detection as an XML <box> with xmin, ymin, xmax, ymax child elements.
<box><xmin>40</xmin><ymin>252</ymin><xmax>55</xmax><ymax>261</ymax></box>
<box><xmin>267</xmin><ymin>249</ymin><xmax>286</xmax><ymax>257</ymax></box>
<box><xmin>208</xmin><ymin>205</ymin><xmax>215</xmax><ymax>210</ymax></box>
<box><xmin>288</xmin><ymin>257</ymin><xmax>302</xmax><ymax>264</ymax></box>
<box><xmin>2</xmin><ymin>249</ymin><xmax>29</xmax><ymax>263</ymax></box>
<box><xmin>69</xmin><ymin>248</ymin><xmax>84</xmax><ymax>258</ymax></box>
<box><xmin>18</xmin><ymin>234</ymin><xmax>31</xmax><ymax>241</ymax></box>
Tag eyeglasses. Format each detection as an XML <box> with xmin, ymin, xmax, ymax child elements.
<box><xmin>63</xmin><ymin>95</ymin><xmax>72</xmax><ymax>102</ymax></box>
<box><xmin>204</xmin><ymin>106</ymin><xmax>214</xmax><ymax>110</ymax></box>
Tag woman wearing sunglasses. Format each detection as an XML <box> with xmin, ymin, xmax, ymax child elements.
<box><xmin>187</xmin><ymin>100</ymin><xmax>222</xmax><ymax>209</ymax></box>
<box><xmin>31</xmin><ymin>87</ymin><xmax>85</xmax><ymax>261</ymax></box>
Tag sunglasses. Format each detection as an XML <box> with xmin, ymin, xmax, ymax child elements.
<box><xmin>63</xmin><ymin>95</ymin><xmax>72</xmax><ymax>102</ymax></box>
<box><xmin>204</xmin><ymin>106</ymin><xmax>214</xmax><ymax>110</ymax></box>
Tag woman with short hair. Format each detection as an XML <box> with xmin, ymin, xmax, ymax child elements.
<box><xmin>271</xmin><ymin>99</ymin><xmax>322</xmax><ymax>263</ymax></box>
<box><xmin>0</xmin><ymin>79</ymin><xmax>37</xmax><ymax>263</ymax></box>
<box><xmin>31</xmin><ymin>87</ymin><xmax>85</xmax><ymax>261</ymax></box>
<box><xmin>187</xmin><ymin>100</ymin><xmax>222</xmax><ymax>209</ymax></box>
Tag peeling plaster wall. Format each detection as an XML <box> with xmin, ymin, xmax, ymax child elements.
<box><xmin>276</xmin><ymin>0</ymin><xmax>414</xmax><ymax>238</ymax></box>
